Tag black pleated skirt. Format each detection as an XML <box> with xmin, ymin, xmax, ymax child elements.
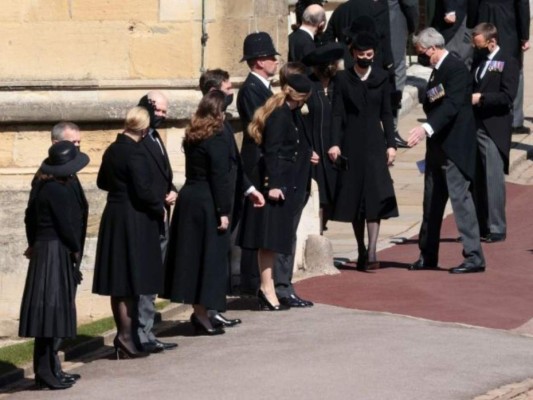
<box><xmin>19</xmin><ymin>240</ymin><xmax>77</xmax><ymax>338</ymax></box>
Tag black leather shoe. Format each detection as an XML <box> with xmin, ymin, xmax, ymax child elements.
<box><xmin>141</xmin><ymin>341</ymin><xmax>165</xmax><ymax>353</ymax></box>
<box><xmin>257</xmin><ymin>289</ymin><xmax>290</xmax><ymax>311</ymax></box>
<box><xmin>55</xmin><ymin>371</ymin><xmax>76</xmax><ymax>385</ymax></box>
<box><xmin>512</xmin><ymin>125</ymin><xmax>531</xmax><ymax>134</ymax></box>
<box><xmin>449</xmin><ymin>263</ymin><xmax>485</xmax><ymax>274</ymax></box>
<box><xmin>294</xmin><ymin>295</ymin><xmax>314</xmax><ymax>307</ymax></box>
<box><xmin>279</xmin><ymin>294</ymin><xmax>307</xmax><ymax>308</ymax></box>
<box><xmin>394</xmin><ymin>131</ymin><xmax>409</xmax><ymax>148</ymax></box>
<box><xmin>62</xmin><ymin>372</ymin><xmax>80</xmax><ymax>381</ymax></box>
<box><xmin>408</xmin><ymin>258</ymin><xmax>438</xmax><ymax>270</ymax></box>
<box><xmin>154</xmin><ymin>339</ymin><xmax>178</xmax><ymax>350</ymax></box>
<box><xmin>190</xmin><ymin>314</ymin><xmax>225</xmax><ymax>335</ymax></box>
<box><xmin>210</xmin><ymin>313</ymin><xmax>242</xmax><ymax>328</ymax></box>
<box><xmin>482</xmin><ymin>233</ymin><xmax>506</xmax><ymax>243</ymax></box>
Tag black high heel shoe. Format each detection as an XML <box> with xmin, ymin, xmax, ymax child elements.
<box><xmin>257</xmin><ymin>289</ymin><xmax>290</xmax><ymax>311</ymax></box>
<box><xmin>35</xmin><ymin>374</ymin><xmax>72</xmax><ymax>390</ymax></box>
<box><xmin>190</xmin><ymin>314</ymin><xmax>225</xmax><ymax>335</ymax></box>
<box><xmin>113</xmin><ymin>337</ymin><xmax>150</xmax><ymax>360</ymax></box>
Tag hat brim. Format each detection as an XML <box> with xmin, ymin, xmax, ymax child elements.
<box><xmin>40</xmin><ymin>152</ymin><xmax>90</xmax><ymax>177</ymax></box>
<box><xmin>240</xmin><ymin>51</ymin><xmax>281</xmax><ymax>62</ymax></box>
<box><xmin>302</xmin><ymin>46</ymin><xmax>345</xmax><ymax>66</ymax></box>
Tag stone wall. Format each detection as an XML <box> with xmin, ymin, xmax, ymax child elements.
<box><xmin>0</xmin><ymin>0</ymin><xmax>319</xmax><ymax>337</ymax></box>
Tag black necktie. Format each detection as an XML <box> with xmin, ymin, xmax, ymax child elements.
<box><xmin>476</xmin><ymin>58</ymin><xmax>488</xmax><ymax>82</ymax></box>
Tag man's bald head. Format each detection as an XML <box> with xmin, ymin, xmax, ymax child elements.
<box><xmin>302</xmin><ymin>4</ymin><xmax>326</xmax><ymax>29</ymax></box>
<box><xmin>138</xmin><ymin>91</ymin><xmax>168</xmax><ymax>128</ymax></box>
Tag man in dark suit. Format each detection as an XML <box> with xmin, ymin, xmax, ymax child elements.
<box><xmin>389</xmin><ymin>0</ymin><xmax>419</xmax><ymax>147</ymax></box>
<box><xmin>407</xmin><ymin>28</ymin><xmax>486</xmax><ymax>274</ymax></box>
<box><xmin>136</xmin><ymin>91</ymin><xmax>178</xmax><ymax>352</ymax></box>
<box><xmin>467</xmin><ymin>0</ymin><xmax>530</xmax><ymax>134</ymax></box>
<box><xmin>470</xmin><ymin>23</ymin><xmax>519</xmax><ymax>242</ymax></box>
<box><xmin>431</xmin><ymin>0</ymin><xmax>473</xmax><ymax>67</ymax></box>
<box><xmin>199</xmin><ymin>69</ymin><xmax>265</xmax><ymax>326</ymax></box>
<box><xmin>237</xmin><ymin>32</ymin><xmax>279</xmax><ymax>294</ymax></box>
<box><xmin>24</xmin><ymin>122</ymin><xmax>88</xmax><ymax>384</ymax></box>
<box><xmin>288</xmin><ymin>3</ymin><xmax>326</xmax><ymax>62</ymax></box>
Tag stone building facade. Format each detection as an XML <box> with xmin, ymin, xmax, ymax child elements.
<box><xmin>0</xmin><ymin>0</ymin><xmax>316</xmax><ymax>337</ymax></box>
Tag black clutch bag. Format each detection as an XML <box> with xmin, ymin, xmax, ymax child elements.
<box><xmin>334</xmin><ymin>155</ymin><xmax>349</xmax><ymax>171</ymax></box>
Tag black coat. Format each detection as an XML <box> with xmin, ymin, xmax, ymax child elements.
<box><xmin>472</xmin><ymin>49</ymin><xmax>519</xmax><ymax>172</ymax></box>
<box><xmin>467</xmin><ymin>0</ymin><xmax>530</xmax><ymax>63</ymax></box>
<box><xmin>20</xmin><ymin>180</ymin><xmax>80</xmax><ymax>338</ymax></box>
<box><xmin>237</xmin><ymin>73</ymin><xmax>273</xmax><ymax>178</ymax></box>
<box><xmin>305</xmin><ymin>76</ymin><xmax>338</xmax><ymax>206</ymax></box>
<box><xmin>432</xmin><ymin>0</ymin><xmax>467</xmax><ymax>43</ymax></box>
<box><xmin>331</xmin><ymin>67</ymin><xmax>399</xmax><ymax>221</ymax></box>
<box><xmin>322</xmin><ymin>0</ymin><xmax>394</xmax><ymax>70</ymax></box>
<box><xmin>93</xmin><ymin>134</ymin><xmax>164</xmax><ymax>297</ymax></box>
<box><xmin>423</xmin><ymin>53</ymin><xmax>477</xmax><ymax>180</ymax></box>
<box><xmin>288</xmin><ymin>29</ymin><xmax>316</xmax><ymax>62</ymax></box>
<box><xmin>237</xmin><ymin>104</ymin><xmax>301</xmax><ymax>255</ymax></box>
<box><xmin>162</xmin><ymin>132</ymin><xmax>232</xmax><ymax>311</ymax></box>
<box><xmin>140</xmin><ymin>129</ymin><xmax>177</xmax><ymax>215</ymax></box>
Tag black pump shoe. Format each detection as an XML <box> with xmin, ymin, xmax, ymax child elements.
<box><xmin>257</xmin><ymin>289</ymin><xmax>290</xmax><ymax>311</ymax></box>
<box><xmin>190</xmin><ymin>314</ymin><xmax>225</xmax><ymax>335</ymax></box>
<box><xmin>210</xmin><ymin>313</ymin><xmax>242</xmax><ymax>328</ymax></box>
<box><xmin>113</xmin><ymin>337</ymin><xmax>150</xmax><ymax>360</ymax></box>
<box><xmin>35</xmin><ymin>374</ymin><xmax>72</xmax><ymax>390</ymax></box>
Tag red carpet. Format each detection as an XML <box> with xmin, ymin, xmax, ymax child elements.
<box><xmin>296</xmin><ymin>183</ymin><xmax>533</xmax><ymax>330</ymax></box>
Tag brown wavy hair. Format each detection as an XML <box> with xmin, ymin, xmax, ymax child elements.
<box><xmin>249</xmin><ymin>84</ymin><xmax>310</xmax><ymax>144</ymax></box>
<box><xmin>184</xmin><ymin>90</ymin><xmax>225</xmax><ymax>142</ymax></box>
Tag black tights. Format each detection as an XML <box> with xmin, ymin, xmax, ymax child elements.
<box><xmin>110</xmin><ymin>296</ymin><xmax>137</xmax><ymax>353</ymax></box>
<box><xmin>351</xmin><ymin>219</ymin><xmax>381</xmax><ymax>262</ymax></box>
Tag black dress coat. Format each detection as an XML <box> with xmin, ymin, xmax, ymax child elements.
<box><xmin>162</xmin><ymin>132</ymin><xmax>232</xmax><ymax>311</ymax></box>
<box><xmin>237</xmin><ymin>73</ymin><xmax>273</xmax><ymax>178</ymax></box>
<box><xmin>93</xmin><ymin>134</ymin><xmax>164</xmax><ymax>297</ymax></box>
<box><xmin>20</xmin><ymin>180</ymin><xmax>80</xmax><ymax>338</ymax></box>
<box><xmin>432</xmin><ymin>0</ymin><xmax>467</xmax><ymax>43</ymax></box>
<box><xmin>472</xmin><ymin>49</ymin><xmax>519</xmax><ymax>172</ymax></box>
<box><xmin>322</xmin><ymin>0</ymin><xmax>394</xmax><ymax>71</ymax></box>
<box><xmin>305</xmin><ymin>75</ymin><xmax>338</xmax><ymax>206</ymax></box>
<box><xmin>237</xmin><ymin>104</ymin><xmax>300</xmax><ymax>255</ymax></box>
<box><xmin>288</xmin><ymin>29</ymin><xmax>316</xmax><ymax>62</ymax></box>
<box><xmin>141</xmin><ymin>129</ymin><xmax>177</xmax><ymax>218</ymax></box>
<box><xmin>467</xmin><ymin>0</ymin><xmax>530</xmax><ymax>63</ymax></box>
<box><xmin>331</xmin><ymin>67</ymin><xmax>399</xmax><ymax>222</ymax></box>
<box><xmin>424</xmin><ymin>53</ymin><xmax>477</xmax><ymax>180</ymax></box>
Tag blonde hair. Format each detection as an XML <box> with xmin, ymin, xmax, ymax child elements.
<box><xmin>249</xmin><ymin>85</ymin><xmax>310</xmax><ymax>144</ymax></box>
<box><xmin>124</xmin><ymin>106</ymin><xmax>150</xmax><ymax>133</ymax></box>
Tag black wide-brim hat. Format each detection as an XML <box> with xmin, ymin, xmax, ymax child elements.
<box><xmin>350</xmin><ymin>31</ymin><xmax>379</xmax><ymax>51</ymax></box>
<box><xmin>285</xmin><ymin>73</ymin><xmax>313</xmax><ymax>93</ymax></box>
<box><xmin>240</xmin><ymin>32</ymin><xmax>281</xmax><ymax>62</ymax></box>
<box><xmin>302</xmin><ymin>43</ymin><xmax>344</xmax><ymax>66</ymax></box>
<box><xmin>342</xmin><ymin>15</ymin><xmax>377</xmax><ymax>44</ymax></box>
<box><xmin>40</xmin><ymin>141</ymin><xmax>90</xmax><ymax>177</ymax></box>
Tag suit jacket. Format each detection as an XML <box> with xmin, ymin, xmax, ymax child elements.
<box><xmin>236</xmin><ymin>73</ymin><xmax>273</xmax><ymax>178</ymax></box>
<box><xmin>432</xmin><ymin>0</ymin><xmax>467</xmax><ymax>43</ymax></box>
<box><xmin>472</xmin><ymin>49</ymin><xmax>519</xmax><ymax>172</ymax></box>
<box><xmin>423</xmin><ymin>53</ymin><xmax>477</xmax><ymax>180</ymax></box>
<box><xmin>322</xmin><ymin>0</ymin><xmax>394</xmax><ymax>70</ymax></box>
<box><xmin>140</xmin><ymin>129</ymin><xmax>177</xmax><ymax>214</ymax></box>
<box><xmin>467</xmin><ymin>0</ymin><xmax>530</xmax><ymax>62</ymax></box>
<box><xmin>288</xmin><ymin>29</ymin><xmax>316</xmax><ymax>62</ymax></box>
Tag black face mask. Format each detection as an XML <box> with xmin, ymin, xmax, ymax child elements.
<box><xmin>151</xmin><ymin>116</ymin><xmax>165</xmax><ymax>128</ymax></box>
<box><xmin>417</xmin><ymin>53</ymin><xmax>432</xmax><ymax>67</ymax></box>
<box><xmin>475</xmin><ymin>46</ymin><xmax>491</xmax><ymax>59</ymax></box>
<box><xmin>316</xmin><ymin>63</ymin><xmax>338</xmax><ymax>79</ymax></box>
<box><xmin>356</xmin><ymin>57</ymin><xmax>373</xmax><ymax>69</ymax></box>
<box><xmin>223</xmin><ymin>93</ymin><xmax>234</xmax><ymax>110</ymax></box>
<box><xmin>76</xmin><ymin>146</ymin><xmax>81</xmax><ymax>153</ymax></box>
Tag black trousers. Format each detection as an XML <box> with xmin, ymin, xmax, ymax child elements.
<box><xmin>34</xmin><ymin>337</ymin><xmax>56</xmax><ymax>379</ymax></box>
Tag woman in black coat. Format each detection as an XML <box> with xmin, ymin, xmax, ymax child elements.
<box><xmin>93</xmin><ymin>106</ymin><xmax>165</xmax><ymax>358</ymax></box>
<box><xmin>237</xmin><ymin>74</ymin><xmax>313</xmax><ymax>310</ymax></box>
<box><xmin>163</xmin><ymin>91</ymin><xmax>231</xmax><ymax>335</ymax></box>
<box><xmin>328</xmin><ymin>32</ymin><xmax>399</xmax><ymax>270</ymax></box>
<box><xmin>302</xmin><ymin>43</ymin><xmax>345</xmax><ymax>232</ymax></box>
<box><xmin>20</xmin><ymin>141</ymin><xmax>89</xmax><ymax>390</ymax></box>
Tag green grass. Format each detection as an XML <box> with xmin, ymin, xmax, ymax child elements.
<box><xmin>0</xmin><ymin>300</ymin><xmax>171</xmax><ymax>376</ymax></box>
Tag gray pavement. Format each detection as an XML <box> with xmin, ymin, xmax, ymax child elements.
<box><xmin>4</xmin><ymin>305</ymin><xmax>533</xmax><ymax>400</ymax></box>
